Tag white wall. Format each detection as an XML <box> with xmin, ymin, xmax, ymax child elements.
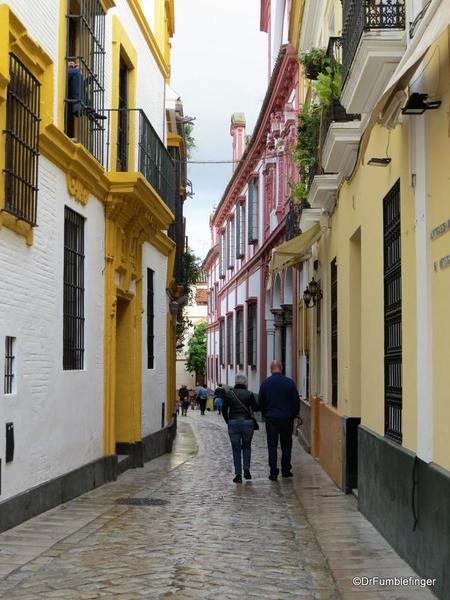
<box><xmin>0</xmin><ymin>157</ymin><xmax>105</xmax><ymax>501</ymax></box>
<box><xmin>141</xmin><ymin>242</ymin><xmax>168</xmax><ymax>436</ymax></box>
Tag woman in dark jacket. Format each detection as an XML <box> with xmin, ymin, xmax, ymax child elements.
<box><xmin>222</xmin><ymin>374</ymin><xmax>259</xmax><ymax>483</ymax></box>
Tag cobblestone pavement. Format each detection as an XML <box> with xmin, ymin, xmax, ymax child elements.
<box><xmin>0</xmin><ymin>413</ymin><xmax>436</xmax><ymax>599</ymax></box>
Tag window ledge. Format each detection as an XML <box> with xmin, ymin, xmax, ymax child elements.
<box><xmin>0</xmin><ymin>211</ymin><xmax>33</xmax><ymax>245</ymax></box>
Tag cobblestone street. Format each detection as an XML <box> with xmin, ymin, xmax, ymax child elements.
<box><xmin>0</xmin><ymin>414</ymin><xmax>435</xmax><ymax>599</ymax></box>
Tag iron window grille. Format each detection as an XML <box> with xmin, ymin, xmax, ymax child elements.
<box><xmin>342</xmin><ymin>0</ymin><xmax>406</xmax><ymax>84</ymax></box>
<box><xmin>116</xmin><ymin>58</ymin><xmax>129</xmax><ymax>172</ymax></box>
<box><xmin>247</xmin><ymin>177</ymin><xmax>259</xmax><ymax>244</ymax></box>
<box><xmin>65</xmin><ymin>0</ymin><xmax>106</xmax><ymax>164</ymax></box>
<box><xmin>4</xmin><ymin>337</ymin><xmax>16</xmax><ymax>394</ymax></box>
<box><xmin>236</xmin><ymin>201</ymin><xmax>245</xmax><ymax>258</ymax></box>
<box><xmin>219</xmin><ymin>230</ymin><xmax>225</xmax><ymax>279</ymax></box>
<box><xmin>219</xmin><ymin>319</ymin><xmax>225</xmax><ymax>366</ymax></box>
<box><xmin>383</xmin><ymin>180</ymin><xmax>402</xmax><ymax>443</ymax></box>
<box><xmin>247</xmin><ymin>302</ymin><xmax>257</xmax><ymax>368</ymax></box>
<box><xmin>331</xmin><ymin>258</ymin><xmax>338</xmax><ymax>407</ymax></box>
<box><xmin>226</xmin><ymin>219</ymin><xmax>235</xmax><ymax>269</ymax></box>
<box><xmin>147</xmin><ymin>268</ymin><xmax>155</xmax><ymax>369</ymax></box>
<box><xmin>4</xmin><ymin>54</ymin><xmax>41</xmax><ymax>226</ymax></box>
<box><xmin>226</xmin><ymin>314</ymin><xmax>233</xmax><ymax>367</ymax></box>
<box><xmin>235</xmin><ymin>308</ymin><xmax>244</xmax><ymax>367</ymax></box>
<box><xmin>63</xmin><ymin>207</ymin><xmax>85</xmax><ymax>370</ymax></box>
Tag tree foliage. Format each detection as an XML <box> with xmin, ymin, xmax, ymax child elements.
<box><xmin>185</xmin><ymin>321</ymin><xmax>207</xmax><ymax>380</ymax></box>
<box><xmin>184</xmin><ymin>122</ymin><xmax>196</xmax><ymax>159</ymax></box>
<box><xmin>176</xmin><ymin>248</ymin><xmax>203</xmax><ymax>348</ymax></box>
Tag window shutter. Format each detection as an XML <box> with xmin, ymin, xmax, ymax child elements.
<box><xmin>247</xmin><ymin>181</ymin><xmax>253</xmax><ymax>244</ymax></box>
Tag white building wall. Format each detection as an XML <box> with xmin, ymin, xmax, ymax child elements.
<box><xmin>141</xmin><ymin>243</ymin><xmax>168</xmax><ymax>436</ymax></box>
<box><xmin>0</xmin><ymin>157</ymin><xmax>105</xmax><ymax>502</ymax></box>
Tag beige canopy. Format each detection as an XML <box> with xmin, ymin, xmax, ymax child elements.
<box><xmin>269</xmin><ymin>223</ymin><xmax>321</xmax><ymax>276</ymax></box>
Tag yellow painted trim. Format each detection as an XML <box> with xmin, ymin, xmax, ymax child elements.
<box><xmin>167</xmin><ymin>131</ymin><xmax>185</xmax><ymax>159</ymax></box>
<box><xmin>99</xmin><ymin>0</ymin><xmax>116</xmax><ymax>11</ymax></box>
<box><xmin>289</xmin><ymin>0</ymin><xmax>305</xmax><ymax>52</ymax></box>
<box><xmin>111</xmin><ymin>17</ymin><xmax>138</xmax><ymax>172</ymax></box>
<box><xmin>103</xmin><ymin>171</ymin><xmax>174</xmax><ymax>453</ymax></box>
<box><xmin>127</xmin><ymin>0</ymin><xmax>170</xmax><ymax>80</ymax></box>
<box><xmin>57</xmin><ymin>0</ymin><xmax>66</xmax><ymax>130</ymax></box>
<box><xmin>0</xmin><ymin>6</ymin><xmax>53</xmax><ymax>243</ymax></box>
<box><xmin>39</xmin><ymin>124</ymin><xmax>109</xmax><ymax>201</ymax></box>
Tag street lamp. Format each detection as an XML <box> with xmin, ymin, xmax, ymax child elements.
<box><xmin>401</xmin><ymin>93</ymin><xmax>441</xmax><ymax>115</ymax></box>
<box><xmin>303</xmin><ymin>278</ymin><xmax>322</xmax><ymax>308</ymax></box>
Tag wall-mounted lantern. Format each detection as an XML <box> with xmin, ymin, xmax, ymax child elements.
<box><xmin>303</xmin><ymin>278</ymin><xmax>322</xmax><ymax>308</ymax></box>
<box><xmin>401</xmin><ymin>93</ymin><xmax>441</xmax><ymax>115</ymax></box>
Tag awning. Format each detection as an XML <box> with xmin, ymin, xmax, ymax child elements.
<box><xmin>269</xmin><ymin>223</ymin><xmax>321</xmax><ymax>275</ymax></box>
<box><xmin>359</xmin><ymin>0</ymin><xmax>450</xmax><ymax>161</ymax></box>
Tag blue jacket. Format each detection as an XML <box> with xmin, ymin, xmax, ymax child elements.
<box><xmin>258</xmin><ymin>373</ymin><xmax>300</xmax><ymax>420</ymax></box>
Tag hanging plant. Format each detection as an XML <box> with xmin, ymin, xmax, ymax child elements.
<box><xmin>299</xmin><ymin>48</ymin><xmax>326</xmax><ymax>80</ymax></box>
<box><xmin>313</xmin><ymin>64</ymin><xmax>342</xmax><ymax>109</ymax></box>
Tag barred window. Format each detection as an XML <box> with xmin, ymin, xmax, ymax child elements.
<box><xmin>226</xmin><ymin>219</ymin><xmax>235</xmax><ymax>269</ymax></box>
<box><xmin>147</xmin><ymin>268</ymin><xmax>155</xmax><ymax>369</ymax></box>
<box><xmin>235</xmin><ymin>308</ymin><xmax>244</xmax><ymax>367</ymax></box>
<box><xmin>247</xmin><ymin>302</ymin><xmax>257</xmax><ymax>367</ymax></box>
<box><xmin>219</xmin><ymin>319</ymin><xmax>225</xmax><ymax>365</ymax></box>
<box><xmin>4</xmin><ymin>54</ymin><xmax>41</xmax><ymax>226</ymax></box>
<box><xmin>248</xmin><ymin>177</ymin><xmax>259</xmax><ymax>244</ymax></box>
<box><xmin>4</xmin><ymin>337</ymin><xmax>16</xmax><ymax>394</ymax></box>
<box><xmin>219</xmin><ymin>230</ymin><xmax>225</xmax><ymax>279</ymax></box>
<box><xmin>226</xmin><ymin>314</ymin><xmax>233</xmax><ymax>367</ymax></box>
<box><xmin>63</xmin><ymin>207</ymin><xmax>85</xmax><ymax>370</ymax></box>
<box><xmin>116</xmin><ymin>57</ymin><xmax>129</xmax><ymax>172</ymax></box>
<box><xmin>65</xmin><ymin>0</ymin><xmax>106</xmax><ymax>164</ymax></box>
<box><xmin>236</xmin><ymin>201</ymin><xmax>245</xmax><ymax>258</ymax></box>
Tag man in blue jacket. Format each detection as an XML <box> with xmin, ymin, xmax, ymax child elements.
<box><xmin>258</xmin><ymin>360</ymin><xmax>300</xmax><ymax>480</ymax></box>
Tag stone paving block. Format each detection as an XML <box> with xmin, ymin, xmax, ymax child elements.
<box><xmin>0</xmin><ymin>417</ymin><xmax>438</xmax><ymax>599</ymax></box>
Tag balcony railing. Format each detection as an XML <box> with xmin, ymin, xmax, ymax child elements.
<box><xmin>285</xmin><ymin>202</ymin><xmax>302</xmax><ymax>241</ymax></box>
<box><xmin>104</xmin><ymin>108</ymin><xmax>176</xmax><ymax>215</ymax></box>
<box><xmin>342</xmin><ymin>0</ymin><xmax>406</xmax><ymax>84</ymax></box>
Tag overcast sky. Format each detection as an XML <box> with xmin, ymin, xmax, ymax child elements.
<box><xmin>171</xmin><ymin>0</ymin><xmax>268</xmax><ymax>259</ymax></box>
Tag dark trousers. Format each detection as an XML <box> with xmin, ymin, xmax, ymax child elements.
<box><xmin>199</xmin><ymin>399</ymin><xmax>207</xmax><ymax>414</ymax></box>
<box><xmin>265</xmin><ymin>418</ymin><xmax>294</xmax><ymax>475</ymax></box>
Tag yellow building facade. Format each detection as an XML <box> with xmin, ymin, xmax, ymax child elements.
<box><xmin>280</xmin><ymin>1</ymin><xmax>450</xmax><ymax>597</ymax></box>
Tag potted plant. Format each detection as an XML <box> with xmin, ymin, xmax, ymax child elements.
<box><xmin>299</xmin><ymin>48</ymin><xmax>326</xmax><ymax>80</ymax></box>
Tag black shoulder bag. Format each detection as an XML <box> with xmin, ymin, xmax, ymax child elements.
<box><xmin>230</xmin><ymin>390</ymin><xmax>259</xmax><ymax>431</ymax></box>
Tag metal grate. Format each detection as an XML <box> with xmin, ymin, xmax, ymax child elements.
<box><xmin>235</xmin><ymin>308</ymin><xmax>244</xmax><ymax>367</ymax></box>
<box><xmin>247</xmin><ymin>302</ymin><xmax>257</xmax><ymax>368</ymax></box>
<box><xmin>235</xmin><ymin>201</ymin><xmax>245</xmax><ymax>258</ymax></box>
<box><xmin>4</xmin><ymin>337</ymin><xmax>15</xmax><ymax>394</ymax></box>
<box><xmin>342</xmin><ymin>0</ymin><xmax>406</xmax><ymax>84</ymax></box>
<box><xmin>219</xmin><ymin>230</ymin><xmax>225</xmax><ymax>279</ymax></box>
<box><xmin>147</xmin><ymin>268</ymin><xmax>154</xmax><ymax>369</ymax></box>
<box><xmin>331</xmin><ymin>258</ymin><xmax>338</xmax><ymax>408</ymax></box>
<box><xmin>4</xmin><ymin>54</ymin><xmax>41</xmax><ymax>226</ymax></box>
<box><xmin>383</xmin><ymin>180</ymin><xmax>402</xmax><ymax>443</ymax></box>
<box><xmin>247</xmin><ymin>177</ymin><xmax>258</xmax><ymax>244</ymax></box>
<box><xmin>116</xmin><ymin>60</ymin><xmax>129</xmax><ymax>171</ymax></box>
<box><xmin>167</xmin><ymin>146</ymin><xmax>184</xmax><ymax>284</ymax></box>
<box><xmin>219</xmin><ymin>319</ymin><xmax>225</xmax><ymax>366</ymax></box>
<box><xmin>226</xmin><ymin>314</ymin><xmax>233</xmax><ymax>367</ymax></box>
<box><xmin>138</xmin><ymin>110</ymin><xmax>176</xmax><ymax>214</ymax></box>
<box><xmin>65</xmin><ymin>0</ymin><xmax>106</xmax><ymax>164</ymax></box>
<box><xmin>285</xmin><ymin>202</ymin><xmax>301</xmax><ymax>241</ymax></box>
<box><xmin>63</xmin><ymin>207</ymin><xmax>85</xmax><ymax>370</ymax></box>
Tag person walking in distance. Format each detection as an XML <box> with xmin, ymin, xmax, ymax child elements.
<box><xmin>214</xmin><ymin>383</ymin><xmax>225</xmax><ymax>415</ymax></box>
<box><xmin>179</xmin><ymin>385</ymin><xmax>189</xmax><ymax>416</ymax></box>
<box><xmin>222</xmin><ymin>374</ymin><xmax>259</xmax><ymax>483</ymax></box>
<box><xmin>258</xmin><ymin>360</ymin><xmax>300</xmax><ymax>481</ymax></box>
<box><xmin>197</xmin><ymin>383</ymin><xmax>209</xmax><ymax>415</ymax></box>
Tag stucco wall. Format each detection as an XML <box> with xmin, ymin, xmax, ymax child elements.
<box><xmin>141</xmin><ymin>242</ymin><xmax>168</xmax><ymax>437</ymax></box>
<box><xmin>0</xmin><ymin>157</ymin><xmax>105</xmax><ymax>502</ymax></box>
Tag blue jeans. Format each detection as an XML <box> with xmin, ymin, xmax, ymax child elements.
<box><xmin>228</xmin><ymin>418</ymin><xmax>254</xmax><ymax>475</ymax></box>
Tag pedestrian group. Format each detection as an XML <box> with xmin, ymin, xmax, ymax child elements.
<box><xmin>177</xmin><ymin>360</ymin><xmax>300</xmax><ymax>483</ymax></box>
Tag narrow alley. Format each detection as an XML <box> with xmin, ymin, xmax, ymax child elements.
<box><xmin>0</xmin><ymin>415</ymin><xmax>435</xmax><ymax>599</ymax></box>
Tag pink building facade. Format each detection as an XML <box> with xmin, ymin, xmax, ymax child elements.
<box><xmin>204</xmin><ymin>40</ymin><xmax>301</xmax><ymax>394</ymax></box>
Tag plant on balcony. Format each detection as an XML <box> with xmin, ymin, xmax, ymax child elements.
<box><xmin>314</xmin><ymin>64</ymin><xmax>342</xmax><ymax>109</ymax></box>
<box><xmin>299</xmin><ymin>47</ymin><xmax>326</xmax><ymax>80</ymax></box>
<box><xmin>289</xmin><ymin>180</ymin><xmax>309</xmax><ymax>202</ymax></box>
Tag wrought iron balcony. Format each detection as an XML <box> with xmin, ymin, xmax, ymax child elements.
<box><xmin>104</xmin><ymin>108</ymin><xmax>176</xmax><ymax>215</ymax></box>
<box><xmin>285</xmin><ymin>202</ymin><xmax>302</xmax><ymax>241</ymax></box>
<box><xmin>342</xmin><ymin>0</ymin><xmax>406</xmax><ymax>85</ymax></box>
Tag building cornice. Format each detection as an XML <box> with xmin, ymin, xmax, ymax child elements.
<box><xmin>212</xmin><ymin>44</ymin><xmax>298</xmax><ymax>228</ymax></box>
